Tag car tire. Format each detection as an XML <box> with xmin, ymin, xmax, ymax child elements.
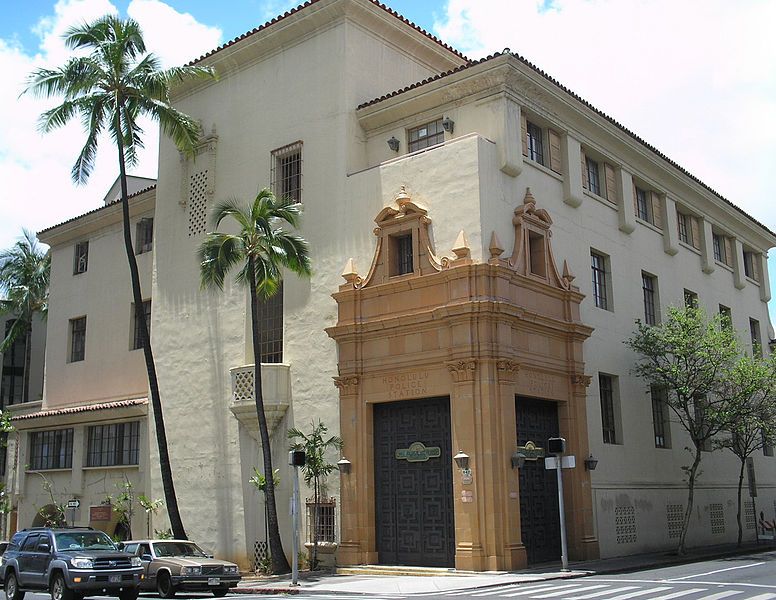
<box><xmin>156</xmin><ymin>573</ymin><xmax>176</xmax><ymax>599</ymax></box>
<box><xmin>5</xmin><ymin>571</ymin><xmax>25</xmax><ymax>600</ymax></box>
<box><xmin>212</xmin><ymin>588</ymin><xmax>229</xmax><ymax>597</ymax></box>
<box><xmin>50</xmin><ymin>572</ymin><xmax>74</xmax><ymax>600</ymax></box>
<box><xmin>118</xmin><ymin>590</ymin><xmax>138</xmax><ymax>600</ymax></box>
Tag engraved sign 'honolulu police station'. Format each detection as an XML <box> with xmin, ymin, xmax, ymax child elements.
<box><xmin>395</xmin><ymin>441</ymin><xmax>441</xmax><ymax>462</ymax></box>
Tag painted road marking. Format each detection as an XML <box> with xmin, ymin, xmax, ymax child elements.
<box><xmin>698</xmin><ymin>591</ymin><xmax>744</xmax><ymax>600</ymax></box>
<box><xmin>530</xmin><ymin>584</ymin><xmax>609</xmax><ymax>598</ymax></box>
<box><xmin>570</xmin><ymin>586</ymin><xmax>642</xmax><ymax>599</ymax></box>
<box><xmin>667</xmin><ymin>562</ymin><xmax>766</xmax><ymax>581</ymax></box>
<box><xmin>602</xmin><ymin>587</ymin><xmax>672</xmax><ymax>600</ymax></box>
<box><xmin>645</xmin><ymin>588</ymin><xmax>705</xmax><ymax>600</ymax></box>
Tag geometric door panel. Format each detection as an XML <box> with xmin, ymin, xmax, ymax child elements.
<box><xmin>516</xmin><ymin>396</ymin><xmax>561</xmax><ymax>565</ymax></box>
<box><xmin>374</xmin><ymin>397</ymin><xmax>455</xmax><ymax>567</ymax></box>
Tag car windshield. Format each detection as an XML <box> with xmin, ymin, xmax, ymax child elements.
<box><xmin>152</xmin><ymin>542</ymin><xmax>207</xmax><ymax>558</ymax></box>
<box><xmin>55</xmin><ymin>531</ymin><xmax>116</xmax><ymax>551</ymax></box>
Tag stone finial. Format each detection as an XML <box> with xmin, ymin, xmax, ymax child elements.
<box><xmin>452</xmin><ymin>230</ymin><xmax>470</xmax><ymax>259</ymax></box>
<box><xmin>562</xmin><ymin>260</ymin><xmax>575</xmax><ymax>284</ymax></box>
<box><xmin>341</xmin><ymin>258</ymin><xmax>359</xmax><ymax>284</ymax></box>
<box><xmin>523</xmin><ymin>187</ymin><xmax>536</xmax><ymax>205</ymax></box>
<box><xmin>395</xmin><ymin>185</ymin><xmax>411</xmax><ymax>209</ymax></box>
<box><xmin>489</xmin><ymin>231</ymin><xmax>504</xmax><ymax>259</ymax></box>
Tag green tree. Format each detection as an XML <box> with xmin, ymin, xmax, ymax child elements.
<box><xmin>199</xmin><ymin>189</ymin><xmax>311</xmax><ymax>574</ymax></box>
<box><xmin>0</xmin><ymin>230</ymin><xmax>50</xmax><ymax>403</ymax></box>
<box><xmin>25</xmin><ymin>15</ymin><xmax>215</xmax><ymax>539</ymax></box>
<box><xmin>288</xmin><ymin>420</ymin><xmax>342</xmax><ymax>570</ymax></box>
<box><xmin>717</xmin><ymin>353</ymin><xmax>776</xmax><ymax>546</ymax></box>
<box><xmin>626</xmin><ymin>306</ymin><xmax>740</xmax><ymax>555</ymax></box>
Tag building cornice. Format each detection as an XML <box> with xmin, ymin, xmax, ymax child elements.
<box><xmin>9</xmin><ymin>398</ymin><xmax>148</xmax><ymax>430</ymax></box>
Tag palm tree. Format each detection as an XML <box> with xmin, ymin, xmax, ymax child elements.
<box><xmin>199</xmin><ymin>189</ymin><xmax>311</xmax><ymax>574</ymax></box>
<box><xmin>0</xmin><ymin>230</ymin><xmax>50</xmax><ymax>404</ymax></box>
<box><xmin>24</xmin><ymin>15</ymin><xmax>216</xmax><ymax>539</ymax></box>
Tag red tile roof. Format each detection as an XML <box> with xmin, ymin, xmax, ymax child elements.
<box><xmin>11</xmin><ymin>398</ymin><xmax>148</xmax><ymax>421</ymax></box>
<box><xmin>187</xmin><ymin>0</ymin><xmax>468</xmax><ymax>66</ymax></box>
<box><xmin>357</xmin><ymin>50</ymin><xmax>775</xmax><ymax>239</ymax></box>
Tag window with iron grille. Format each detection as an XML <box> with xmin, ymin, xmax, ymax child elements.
<box><xmin>684</xmin><ymin>289</ymin><xmax>698</xmax><ymax>308</ymax></box>
<box><xmin>0</xmin><ymin>433</ymin><xmax>7</xmax><ymax>476</ymax></box>
<box><xmin>642</xmin><ymin>273</ymin><xmax>657</xmax><ymax>325</ymax></box>
<box><xmin>86</xmin><ymin>421</ymin><xmax>140</xmax><ymax>467</ymax></box>
<box><xmin>69</xmin><ymin>317</ymin><xmax>86</xmax><ymax>362</ymax></box>
<box><xmin>599</xmin><ymin>374</ymin><xmax>617</xmax><ymax>444</ymax></box>
<box><xmin>30</xmin><ymin>428</ymin><xmax>73</xmax><ymax>470</ymax></box>
<box><xmin>650</xmin><ymin>386</ymin><xmax>670</xmax><ymax>448</ymax></box>
<box><xmin>750</xmin><ymin>318</ymin><xmax>761</xmax><ymax>358</ymax></box>
<box><xmin>743</xmin><ymin>251</ymin><xmax>758</xmax><ymax>280</ymax></box>
<box><xmin>712</xmin><ymin>234</ymin><xmax>725</xmax><ymax>263</ymax></box>
<box><xmin>254</xmin><ymin>284</ymin><xmax>283</xmax><ymax>363</ymax></box>
<box><xmin>393</xmin><ymin>234</ymin><xmax>414</xmax><ymax>276</ymax></box>
<box><xmin>677</xmin><ymin>213</ymin><xmax>690</xmax><ymax>245</ymax></box>
<box><xmin>271</xmin><ymin>142</ymin><xmax>302</xmax><ymax>203</ymax></box>
<box><xmin>1</xmin><ymin>320</ymin><xmax>25</xmax><ymax>406</ymax></box>
<box><xmin>306</xmin><ymin>498</ymin><xmax>336</xmax><ymax>543</ymax></box>
<box><xmin>526</xmin><ymin>122</ymin><xmax>544</xmax><ymax>165</ymax></box>
<box><xmin>135</xmin><ymin>218</ymin><xmax>154</xmax><ymax>254</ymax></box>
<box><xmin>635</xmin><ymin>187</ymin><xmax>650</xmax><ymax>222</ymax></box>
<box><xmin>719</xmin><ymin>305</ymin><xmax>732</xmax><ymax>330</ymax></box>
<box><xmin>763</xmin><ymin>430</ymin><xmax>774</xmax><ymax>457</ymax></box>
<box><xmin>132</xmin><ymin>300</ymin><xmax>151</xmax><ymax>351</ymax></box>
<box><xmin>586</xmin><ymin>157</ymin><xmax>600</xmax><ymax>196</ymax></box>
<box><xmin>73</xmin><ymin>241</ymin><xmax>89</xmax><ymax>274</ymax></box>
<box><xmin>408</xmin><ymin>119</ymin><xmax>444</xmax><ymax>152</ymax></box>
<box><xmin>591</xmin><ymin>251</ymin><xmax>610</xmax><ymax>310</ymax></box>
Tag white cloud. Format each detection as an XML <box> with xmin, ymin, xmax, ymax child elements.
<box><xmin>0</xmin><ymin>0</ymin><xmax>222</xmax><ymax>251</ymax></box>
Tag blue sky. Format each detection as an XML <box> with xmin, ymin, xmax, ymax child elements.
<box><xmin>1</xmin><ymin>0</ymin><xmax>775</xmax><ymax>322</ymax></box>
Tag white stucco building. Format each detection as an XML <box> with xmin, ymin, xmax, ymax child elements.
<box><xmin>7</xmin><ymin>0</ymin><xmax>775</xmax><ymax>570</ymax></box>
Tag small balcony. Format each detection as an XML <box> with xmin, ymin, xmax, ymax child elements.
<box><xmin>229</xmin><ymin>364</ymin><xmax>290</xmax><ymax>441</ymax></box>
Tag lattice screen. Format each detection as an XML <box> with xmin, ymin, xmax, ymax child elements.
<box><xmin>709</xmin><ymin>503</ymin><xmax>725</xmax><ymax>534</ymax></box>
<box><xmin>745</xmin><ymin>500</ymin><xmax>756</xmax><ymax>530</ymax></box>
<box><xmin>252</xmin><ymin>540</ymin><xmax>268</xmax><ymax>571</ymax></box>
<box><xmin>615</xmin><ymin>506</ymin><xmax>636</xmax><ymax>544</ymax></box>
<box><xmin>233</xmin><ymin>369</ymin><xmax>253</xmax><ymax>403</ymax></box>
<box><xmin>188</xmin><ymin>169</ymin><xmax>209</xmax><ymax>236</ymax></box>
<box><xmin>667</xmin><ymin>504</ymin><xmax>684</xmax><ymax>539</ymax></box>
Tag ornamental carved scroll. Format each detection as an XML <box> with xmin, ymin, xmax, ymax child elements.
<box><xmin>446</xmin><ymin>359</ymin><xmax>477</xmax><ymax>383</ymax></box>
<box><xmin>333</xmin><ymin>375</ymin><xmax>360</xmax><ymax>395</ymax></box>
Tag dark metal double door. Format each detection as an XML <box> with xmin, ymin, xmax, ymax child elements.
<box><xmin>374</xmin><ymin>397</ymin><xmax>455</xmax><ymax>567</ymax></box>
<box><xmin>516</xmin><ymin>396</ymin><xmax>561</xmax><ymax>564</ymax></box>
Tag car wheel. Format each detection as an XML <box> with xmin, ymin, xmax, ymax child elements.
<box><xmin>5</xmin><ymin>571</ymin><xmax>25</xmax><ymax>600</ymax></box>
<box><xmin>212</xmin><ymin>588</ymin><xmax>229</xmax><ymax>598</ymax></box>
<box><xmin>50</xmin><ymin>573</ymin><xmax>74</xmax><ymax>600</ymax></box>
<box><xmin>156</xmin><ymin>573</ymin><xmax>176</xmax><ymax>599</ymax></box>
<box><xmin>118</xmin><ymin>590</ymin><xmax>138</xmax><ymax>600</ymax></box>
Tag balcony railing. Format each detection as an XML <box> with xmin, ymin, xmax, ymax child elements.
<box><xmin>229</xmin><ymin>364</ymin><xmax>290</xmax><ymax>440</ymax></box>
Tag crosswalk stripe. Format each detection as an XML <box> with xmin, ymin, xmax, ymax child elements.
<box><xmin>471</xmin><ymin>586</ymin><xmax>546</xmax><ymax>597</ymax></box>
<box><xmin>571</xmin><ymin>586</ymin><xmax>641</xmax><ymax>599</ymax></box>
<box><xmin>499</xmin><ymin>584</ymin><xmax>563</xmax><ymax>597</ymax></box>
<box><xmin>645</xmin><ymin>588</ymin><xmax>705</xmax><ymax>600</ymax></box>
<box><xmin>744</xmin><ymin>594</ymin><xmax>776</xmax><ymax>600</ymax></box>
<box><xmin>698</xmin><ymin>592</ymin><xmax>744</xmax><ymax>600</ymax></box>
<box><xmin>602</xmin><ymin>587</ymin><xmax>672</xmax><ymax>600</ymax></box>
<box><xmin>531</xmin><ymin>584</ymin><xmax>603</xmax><ymax>598</ymax></box>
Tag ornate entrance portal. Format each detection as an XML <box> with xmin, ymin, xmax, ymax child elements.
<box><xmin>327</xmin><ymin>187</ymin><xmax>599</xmax><ymax>570</ymax></box>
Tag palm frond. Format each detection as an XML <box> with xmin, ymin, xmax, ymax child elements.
<box><xmin>209</xmin><ymin>199</ymin><xmax>252</xmax><ymax>231</ymax></box>
<box><xmin>198</xmin><ymin>234</ymin><xmax>245</xmax><ymax>290</ymax></box>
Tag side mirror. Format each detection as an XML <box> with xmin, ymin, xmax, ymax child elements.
<box><xmin>141</xmin><ymin>554</ymin><xmax>153</xmax><ymax>562</ymax></box>
<box><xmin>39</xmin><ymin>543</ymin><xmax>50</xmax><ymax>553</ymax></box>
<box><xmin>116</xmin><ymin>542</ymin><xmax>125</xmax><ymax>551</ymax></box>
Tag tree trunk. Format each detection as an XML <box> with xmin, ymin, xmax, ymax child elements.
<box><xmin>22</xmin><ymin>322</ymin><xmax>31</xmax><ymax>403</ymax></box>
<box><xmin>247</xmin><ymin>260</ymin><xmax>291</xmax><ymax>574</ymax></box>
<box><xmin>114</xmin><ymin>104</ymin><xmax>187</xmax><ymax>540</ymax></box>
<box><xmin>736</xmin><ymin>459</ymin><xmax>745</xmax><ymax>547</ymax></box>
<box><xmin>677</xmin><ymin>446</ymin><xmax>702</xmax><ymax>555</ymax></box>
<box><xmin>312</xmin><ymin>477</ymin><xmax>319</xmax><ymax>570</ymax></box>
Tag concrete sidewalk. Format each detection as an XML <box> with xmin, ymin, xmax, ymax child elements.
<box><xmin>232</xmin><ymin>540</ymin><xmax>776</xmax><ymax>595</ymax></box>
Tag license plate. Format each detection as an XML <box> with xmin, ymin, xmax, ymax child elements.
<box><xmin>109</xmin><ymin>575</ymin><xmax>121</xmax><ymax>583</ymax></box>
<box><xmin>207</xmin><ymin>578</ymin><xmax>220</xmax><ymax>586</ymax></box>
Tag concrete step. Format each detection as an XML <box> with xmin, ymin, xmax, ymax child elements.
<box><xmin>335</xmin><ymin>565</ymin><xmax>486</xmax><ymax>577</ymax></box>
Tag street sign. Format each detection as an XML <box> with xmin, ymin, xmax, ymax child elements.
<box><xmin>66</xmin><ymin>499</ymin><xmax>80</xmax><ymax>509</ymax></box>
<box><xmin>544</xmin><ymin>455</ymin><xmax>576</xmax><ymax>470</ymax></box>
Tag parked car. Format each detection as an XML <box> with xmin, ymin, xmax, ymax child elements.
<box><xmin>0</xmin><ymin>541</ymin><xmax>10</xmax><ymax>556</ymax></box>
<box><xmin>0</xmin><ymin>527</ymin><xmax>143</xmax><ymax>600</ymax></box>
<box><xmin>121</xmin><ymin>540</ymin><xmax>240</xmax><ymax>598</ymax></box>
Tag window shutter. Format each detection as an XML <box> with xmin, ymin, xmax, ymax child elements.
<box><xmin>633</xmin><ymin>181</ymin><xmax>639</xmax><ymax>216</ymax></box>
<box><xmin>521</xmin><ymin>113</ymin><xmax>528</xmax><ymax>157</ymax></box>
<box><xmin>548</xmin><ymin>129</ymin><xmax>562</xmax><ymax>173</ymax></box>
<box><xmin>651</xmin><ymin>192</ymin><xmax>662</xmax><ymax>229</ymax></box>
<box><xmin>724</xmin><ymin>237</ymin><xmax>733</xmax><ymax>267</ymax></box>
<box><xmin>581</xmin><ymin>150</ymin><xmax>588</xmax><ymax>190</ymax></box>
<box><xmin>752</xmin><ymin>255</ymin><xmax>760</xmax><ymax>281</ymax></box>
<box><xmin>604</xmin><ymin>163</ymin><xmax>617</xmax><ymax>204</ymax></box>
<box><xmin>690</xmin><ymin>216</ymin><xmax>701</xmax><ymax>250</ymax></box>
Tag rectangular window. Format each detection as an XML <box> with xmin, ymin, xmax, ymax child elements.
<box><xmin>0</xmin><ymin>433</ymin><xmax>7</xmax><ymax>476</ymax></box>
<box><xmin>86</xmin><ymin>421</ymin><xmax>140</xmax><ymax>467</ymax></box>
<box><xmin>135</xmin><ymin>218</ymin><xmax>154</xmax><ymax>254</ymax></box>
<box><xmin>642</xmin><ymin>273</ymin><xmax>658</xmax><ymax>326</ymax></box>
<box><xmin>254</xmin><ymin>284</ymin><xmax>283</xmax><ymax>363</ymax></box>
<box><xmin>395</xmin><ymin>234</ymin><xmax>414</xmax><ymax>276</ymax></box>
<box><xmin>650</xmin><ymin>386</ymin><xmax>670</xmax><ymax>448</ymax></box>
<box><xmin>306</xmin><ymin>498</ymin><xmax>336</xmax><ymax>544</ymax></box>
<box><xmin>763</xmin><ymin>430</ymin><xmax>773</xmax><ymax>457</ymax></box>
<box><xmin>526</xmin><ymin>122</ymin><xmax>544</xmax><ymax>165</ymax></box>
<box><xmin>713</xmin><ymin>234</ymin><xmax>724</xmax><ymax>263</ymax></box>
<box><xmin>694</xmin><ymin>399</ymin><xmax>712</xmax><ymax>452</ymax></box>
<box><xmin>29</xmin><ymin>428</ymin><xmax>74</xmax><ymax>470</ymax></box>
<box><xmin>750</xmin><ymin>318</ymin><xmax>761</xmax><ymax>357</ymax></box>
<box><xmin>590</xmin><ymin>251</ymin><xmax>610</xmax><ymax>310</ymax></box>
<box><xmin>69</xmin><ymin>317</ymin><xmax>86</xmax><ymax>362</ymax></box>
<box><xmin>1</xmin><ymin>320</ymin><xmax>25</xmax><ymax>406</ymax></box>
<box><xmin>132</xmin><ymin>300</ymin><xmax>151</xmax><ymax>351</ymax></box>
<box><xmin>271</xmin><ymin>142</ymin><xmax>302</xmax><ymax>203</ymax></box>
<box><xmin>719</xmin><ymin>305</ymin><xmax>732</xmax><ymax>330</ymax></box>
<box><xmin>683</xmin><ymin>289</ymin><xmax>698</xmax><ymax>308</ymax></box>
<box><xmin>743</xmin><ymin>251</ymin><xmax>759</xmax><ymax>281</ymax></box>
<box><xmin>635</xmin><ymin>187</ymin><xmax>650</xmax><ymax>222</ymax></box>
<box><xmin>599</xmin><ymin>374</ymin><xmax>618</xmax><ymax>444</ymax></box>
<box><xmin>586</xmin><ymin>157</ymin><xmax>600</xmax><ymax>196</ymax></box>
<box><xmin>677</xmin><ymin>212</ymin><xmax>690</xmax><ymax>244</ymax></box>
<box><xmin>408</xmin><ymin>119</ymin><xmax>444</xmax><ymax>153</ymax></box>
<box><xmin>73</xmin><ymin>241</ymin><xmax>89</xmax><ymax>274</ymax></box>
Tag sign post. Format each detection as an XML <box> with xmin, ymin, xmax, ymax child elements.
<box><xmin>288</xmin><ymin>450</ymin><xmax>306</xmax><ymax>586</ymax></box>
<box><xmin>66</xmin><ymin>499</ymin><xmax>80</xmax><ymax>527</ymax></box>
<box><xmin>545</xmin><ymin>438</ymin><xmax>574</xmax><ymax>572</ymax></box>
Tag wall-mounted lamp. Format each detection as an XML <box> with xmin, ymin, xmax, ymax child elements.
<box><xmin>510</xmin><ymin>451</ymin><xmax>525</xmax><ymax>470</ymax></box>
<box><xmin>387</xmin><ymin>136</ymin><xmax>400</xmax><ymax>152</ymax></box>
<box><xmin>453</xmin><ymin>450</ymin><xmax>470</xmax><ymax>471</ymax></box>
<box><xmin>441</xmin><ymin>117</ymin><xmax>455</xmax><ymax>134</ymax></box>
<box><xmin>337</xmin><ymin>457</ymin><xmax>352</xmax><ymax>474</ymax></box>
<box><xmin>584</xmin><ymin>454</ymin><xmax>599</xmax><ymax>471</ymax></box>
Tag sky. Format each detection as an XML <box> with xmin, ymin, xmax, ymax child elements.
<box><xmin>0</xmin><ymin>0</ymin><xmax>775</xmax><ymax>318</ymax></box>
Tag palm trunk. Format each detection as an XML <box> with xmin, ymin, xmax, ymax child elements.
<box><xmin>247</xmin><ymin>258</ymin><xmax>291</xmax><ymax>574</ymax></box>
<box><xmin>677</xmin><ymin>446</ymin><xmax>702</xmax><ymax>555</ymax></box>
<box><xmin>115</xmin><ymin>105</ymin><xmax>187</xmax><ymax>540</ymax></box>
<box><xmin>22</xmin><ymin>322</ymin><xmax>31</xmax><ymax>403</ymax></box>
<box><xmin>312</xmin><ymin>477</ymin><xmax>319</xmax><ymax>570</ymax></box>
<box><xmin>736</xmin><ymin>459</ymin><xmax>745</xmax><ymax>547</ymax></box>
